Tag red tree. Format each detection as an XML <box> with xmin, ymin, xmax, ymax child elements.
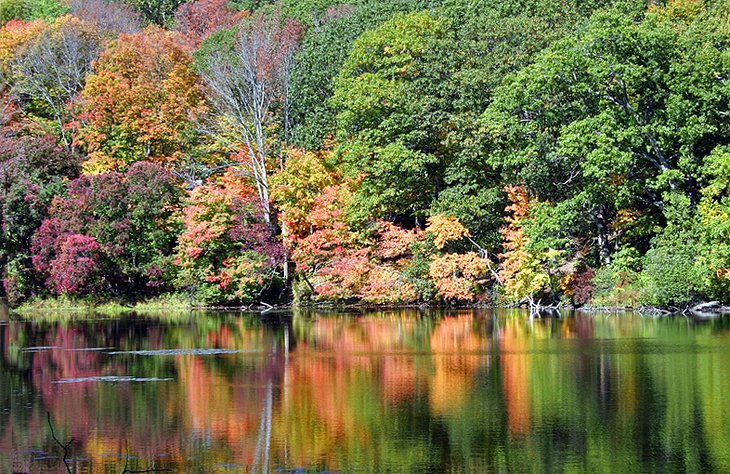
<box><xmin>48</xmin><ymin>234</ymin><xmax>103</xmax><ymax>295</ymax></box>
<box><xmin>173</xmin><ymin>0</ymin><xmax>243</xmax><ymax>46</ymax></box>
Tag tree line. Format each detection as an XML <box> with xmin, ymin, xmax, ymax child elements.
<box><xmin>0</xmin><ymin>0</ymin><xmax>728</xmax><ymax>309</ymax></box>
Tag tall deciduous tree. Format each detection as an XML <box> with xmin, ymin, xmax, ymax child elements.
<box><xmin>331</xmin><ymin>11</ymin><xmax>445</xmax><ymax>223</ymax></box>
<box><xmin>483</xmin><ymin>2</ymin><xmax>730</xmax><ymax>265</ymax></box>
<box><xmin>288</xmin><ymin>0</ymin><xmax>432</xmax><ymax>150</ymax></box>
<box><xmin>197</xmin><ymin>9</ymin><xmax>301</xmax><ymax>226</ymax></box>
<box><xmin>0</xmin><ymin>19</ymin><xmax>46</xmax><ymax>116</ymax></box>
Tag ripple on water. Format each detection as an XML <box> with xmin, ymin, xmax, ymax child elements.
<box><xmin>106</xmin><ymin>348</ymin><xmax>255</xmax><ymax>356</ymax></box>
<box><xmin>64</xmin><ymin>347</ymin><xmax>116</xmax><ymax>352</ymax></box>
<box><xmin>52</xmin><ymin>376</ymin><xmax>173</xmax><ymax>384</ymax></box>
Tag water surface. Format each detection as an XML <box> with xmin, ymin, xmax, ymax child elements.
<box><xmin>2</xmin><ymin>308</ymin><xmax>730</xmax><ymax>473</ymax></box>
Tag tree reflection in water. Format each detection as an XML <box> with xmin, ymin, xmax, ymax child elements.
<box><xmin>2</xmin><ymin>309</ymin><xmax>730</xmax><ymax>472</ymax></box>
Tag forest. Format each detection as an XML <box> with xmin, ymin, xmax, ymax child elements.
<box><xmin>0</xmin><ymin>0</ymin><xmax>727</xmax><ymax>310</ymax></box>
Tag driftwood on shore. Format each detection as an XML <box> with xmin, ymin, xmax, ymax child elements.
<box><xmin>690</xmin><ymin>301</ymin><xmax>730</xmax><ymax>319</ymax></box>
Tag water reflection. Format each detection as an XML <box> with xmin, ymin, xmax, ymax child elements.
<box><xmin>1</xmin><ymin>309</ymin><xmax>730</xmax><ymax>472</ymax></box>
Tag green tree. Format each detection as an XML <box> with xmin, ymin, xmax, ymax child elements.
<box><xmin>124</xmin><ymin>0</ymin><xmax>186</xmax><ymax>26</ymax></box>
<box><xmin>331</xmin><ymin>11</ymin><xmax>447</xmax><ymax>223</ymax></box>
<box><xmin>288</xmin><ymin>0</ymin><xmax>440</xmax><ymax>150</ymax></box>
<box><xmin>428</xmin><ymin>0</ymin><xmax>588</xmax><ymax>247</ymax></box>
<box><xmin>483</xmin><ymin>2</ymin><xmax>730</xmax><ymax>266</ymax></box>
<box><xmin>692</xmin><ymin>146</ymin><xmax>730</xmax><ymax>301</ymax></box>
<box><xmin>0</xmin><ymin>0</ymin><xmax>69</xmax><ymax>24</ymax></box>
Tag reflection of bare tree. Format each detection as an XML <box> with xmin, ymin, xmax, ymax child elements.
<box><xmin>252</xmin><ymin>379</ymin><xmax>273</xmax><ymax>473</ymax></box>
<box><xmin>48</xmin><ymin>412</ymin><xmax>73</xmax><ymax>473</ymax></box>
<box><xmin>47</xmin><ymin>413</ymin><xmax>171</xmax><ymax>474</ymax></box>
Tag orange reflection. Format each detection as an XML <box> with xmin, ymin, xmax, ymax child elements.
<box><xmin>501</xmin><ymin>319</ymin><xmax>531</xmax><ymax>437</ymax></box>
<box><xmin>429</xmin><ymin>316</ymin><xmax>489</xmax><ymax>415</ymax></box>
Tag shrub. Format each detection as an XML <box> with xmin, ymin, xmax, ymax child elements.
<box><xmin>589</xmin><ymin>247</ymin><xmax>642</xmax><ymax>307</ymax></box>
<box><xmin>48</xmin><ymin>234</ymin><xmax>103</xmax><ymax>295</ymax></box>
<box><xmin>639</xmin><ymin>241</ymin><xmax>698</xmax><ymax>307</ymax></box>
<box><xmin>30</xmin><ymin>162</ymin><xmax>182</xmax><ymax>298</ymax></box>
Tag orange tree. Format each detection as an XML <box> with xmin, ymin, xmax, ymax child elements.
<box><xmin>73</xmin><ymin>26</ymin><xmax>206</xmax><ymax>173</ymax></box>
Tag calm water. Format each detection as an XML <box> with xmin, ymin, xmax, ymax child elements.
<box><xmin>2</xmin><ymin>307</ymin><xmax>730</xmax><ymax>473</ymax></box>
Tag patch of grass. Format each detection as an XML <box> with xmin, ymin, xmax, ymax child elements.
<box><xmin>14</xmin><ymin>296</ymin><xmax>99</xmax><ymax>313</ymax></box>
<box><xmin>131</xmin><ymin>294</ymin><xmax>194</xmax><ymax>312</ymax></box>
<box><xmin>12</xmin><ymin>294</ymin><xmax>197</xmax><ymax>320</ymax></box>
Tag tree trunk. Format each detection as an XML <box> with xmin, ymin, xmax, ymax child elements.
<box><xmin>592</xmin><ymin>209</ymin><xmax>612</xmax><ymax>266</ymax></box>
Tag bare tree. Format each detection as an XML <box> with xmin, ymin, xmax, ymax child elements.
<box><xmin>199</xmin><ymin>9</ymin><xmax>301</xmax><ymax>226</ymax></box>
<box><xmin>68</xmin><ymin>0</ymin><xmax>142</xmax><ymax>36</ymax></box>
<box><xmin>10</xmin><ymin>17</ymin><xmax>101</xmax><ymax>147</ymax></box>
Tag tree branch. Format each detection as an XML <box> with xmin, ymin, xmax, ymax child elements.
<box><xmin>47</xmin><ymin>412</ymin><xmax>73</xmax><ymax>474</ymax></box>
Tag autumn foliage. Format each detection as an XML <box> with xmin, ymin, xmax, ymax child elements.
<box><xmin>273</xmin><ymin>148</ymin><xmax>489</xmax><ymax>303</ymax></box>
<box><xmin>48</xmin><ymin>234</ymin><xmax>103</xmax><ymax>295</ymax></box>
<box><xmin>498</xmin><ymin>186</ymin><xmax>533</xmax><ymax>302</ymax></box>
<box><xmin>426</xmin><ymin>215</ymin><xmax>471</xmax><ymax>250</ymax></box>
<box><xmin>2</xmin><ymin>0</ymin><xmax>728</xmax><ymax>309</ymax></box>
<box><xmin>30</xmin><ymin>162</ymin><xmax>182</xmax><ymax>296</ymax></box>
<box><xmin>174</xmin><ymin>171</ymin><xmax>285</xmax><ymax>303</ymax></box>
<box><xmin>0</xmin><ymin>19</ymin><xmax>46</xmax><ymax>70</ymax></box>
<box><xmin>173</xmin><ymin>0</ymin><xmax>242</xmax><ymax>46</ymax></box>
<box><xmin>497</xmin><ymin>186</ymin><xmax>567</xmax><ymax>305</ymax></box>
<box><xmin>73</xmin><ymin>27</ymin><xmax>205</xmax><ymax>173</ymax></box>
<box><xmin>429</xmin><ymin>252</ymin><xmax>488</xmax><ymax>301</ymax></box>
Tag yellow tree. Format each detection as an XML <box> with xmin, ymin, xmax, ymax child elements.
<box><xmin>498</xmin><ymin>186</ymin><xmax>562</xmax><ymax>307</ymax></box>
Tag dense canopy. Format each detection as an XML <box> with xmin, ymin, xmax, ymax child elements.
<box><xmin>0</xmin><ymin>0</ymin><xmax>728</xmax><ymax>309</ymax></box>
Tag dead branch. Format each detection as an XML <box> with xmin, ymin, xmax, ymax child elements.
<box><xmin>47</xmin><ymin>412</ymin><xmax>73</xmax><ymax>474</ymax></box>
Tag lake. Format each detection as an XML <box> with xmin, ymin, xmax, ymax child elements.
<box><xmin>2</xmin><ymin>308</ymin><xmax>730</xmax><ymax>473</ymax></box>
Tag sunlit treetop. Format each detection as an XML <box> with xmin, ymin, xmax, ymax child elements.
<box><xmin>173</xmin><ymin>0</ymin><xmax>244</xmax><ymax>46</ymax></box>
<box><xmin>73</xmin><ymin>26</ymin><xmax>207</xmax><ymax>174</ymax></box>
<box><xmin>0</xmin><ymin>0</ymin><xmax>68</xmax><ymax>25</ymax></box>
<box><xmin>426</xmin><ymin>215</ymin><xmax>471</xmax><ymax>250</ymax></box>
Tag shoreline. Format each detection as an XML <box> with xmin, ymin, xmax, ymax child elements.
<box><xmin>7</xmin><ymin>296</ymin><xmax>725</xmax><ymax>319</ymax></box>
